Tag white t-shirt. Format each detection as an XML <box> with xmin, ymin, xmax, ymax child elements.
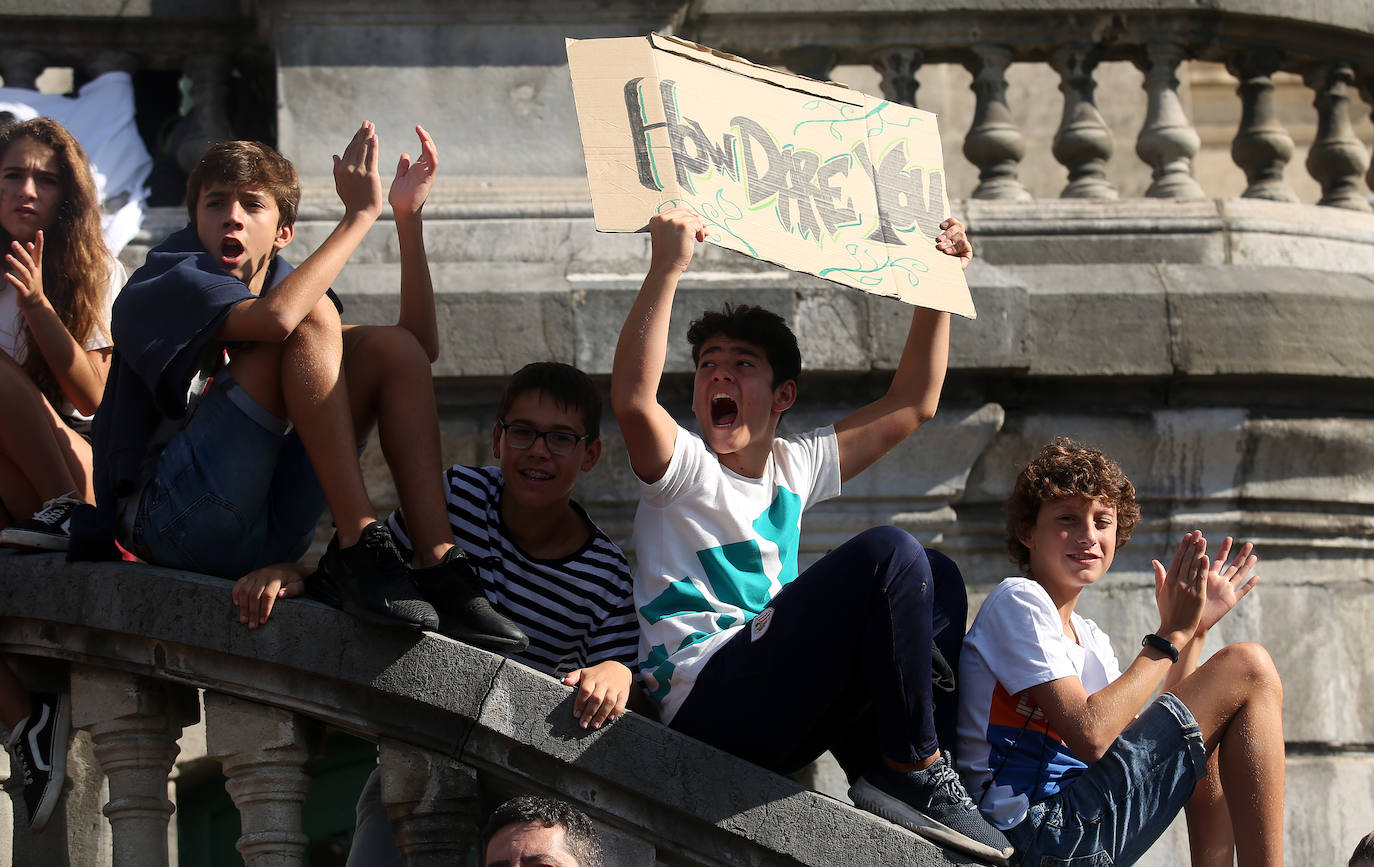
<box><xmin>0</xmin><ymin>257</ymin><xmax>124</xmax><ymax>425</ymax></box>
<box><xmin>956</xmin><ymin>576</ymin><xmax>1122</xmax><ymax>830</ymax></box>
<box><xmin>633</xmin><ymin>423</ymin><xmax>841</xmax><ymax>723</ymax></box>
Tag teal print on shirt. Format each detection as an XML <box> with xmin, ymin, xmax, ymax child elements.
<box><xmin>640</xmin><ymin>485</ymin><xmax>803</xmax><ymax>626</ymax></box>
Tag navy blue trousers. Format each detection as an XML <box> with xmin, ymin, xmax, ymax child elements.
<box><xmin>669</xmin><ymin>526</ymin><xmax>968</xmax><ymax>779</ymax></box>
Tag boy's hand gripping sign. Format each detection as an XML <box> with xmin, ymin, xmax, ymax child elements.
<box><xmin>566</xmin><ymin>34</ymin><xmax>975</xmax><ymax>319</ymax></box>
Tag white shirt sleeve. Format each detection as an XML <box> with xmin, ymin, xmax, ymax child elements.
<box><xmin>979</xmin><ymin>580</ymin><xmax>1086</xmax><ymax>697</ymax></box>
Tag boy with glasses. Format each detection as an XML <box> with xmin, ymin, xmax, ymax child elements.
<box><xmin>234</xmin><ymin>361</ymin><xmax>637</xmax><ymax>863</ymax></box>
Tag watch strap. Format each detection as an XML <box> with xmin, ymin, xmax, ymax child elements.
<box><xmin>1142</xmin><ymin>633</ymin><xmax>1180</xmax><ymax>663</ymax></box>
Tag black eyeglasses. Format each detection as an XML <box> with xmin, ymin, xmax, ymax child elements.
<box><xmin>497</xmin><ymin>421</ymin><xmax>590</xmax><ymax>456</ymax></box>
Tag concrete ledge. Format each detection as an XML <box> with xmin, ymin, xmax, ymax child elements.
<box><xmin>0</xmin><ymin>554</ymin><xmax>976</xmax><ymax>866</ymax></box>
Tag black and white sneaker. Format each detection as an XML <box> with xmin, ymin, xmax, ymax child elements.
<box><xmin>850</xmin><ymin>752</ymin><xmax>1014</xmax><ymax>865</ymax></box>
<box><xmin>5</xmin><ymin>691</ymin><xmax>70</xmax><ymax>832</ymax></box>
<box><xmin>0</xmin><ymin>492</ymin><xmax>83</xmax><ymax>552</ymax></box>
<box><xmin>305</xmin><ymin>521</ymin><xmax>439</xmax><ymax>631</ymax></box>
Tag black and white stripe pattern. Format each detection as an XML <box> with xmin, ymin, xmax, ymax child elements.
<box><xmin>387</xmin><ymin>465</ymin><xmax>637</xmax><ymax>677</ymax></box>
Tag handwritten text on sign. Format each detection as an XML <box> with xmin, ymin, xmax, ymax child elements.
<box><xmin>567</xmin><ymin>34</ymin><xmax>973</xmax><ymax>317</ymax></box>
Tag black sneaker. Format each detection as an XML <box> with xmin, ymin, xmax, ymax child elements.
<box><xmin>0</xmin><ymin>492</ymin><xmax>82</xmax><ymax>552</ymax></box>
<box><xmin>849</xmin><ymin>752</ymin><xmax>1014</xmax><ymax>866</ymax></box>
<box><xmin>410</xmin><ymin>547</ymin><xmax>529</xmax><ymax>652</ymax></box>
<box><xmin>5</xmin><ymin>692</ymin><xmax>70</xmax><ymax>832</ymax></box>
<box><xmin>305</xmin><ymin>522</ymin><xmax>439</xmax><ymax>631</ymax></box>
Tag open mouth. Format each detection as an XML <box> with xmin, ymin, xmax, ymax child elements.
<box><xmin>710</xmin><ymin>392</ymin><xmax>739</xmax><ymax>427</ymax></box>
<box><xmin>220</xmin><ymin>237</ymin><xmax>245</xmax><ymax>262</ymax></box>
<box><xmin>519</xmin><ymin>469</ymin><xmax>554</xmax><ymax>482</ymax></box>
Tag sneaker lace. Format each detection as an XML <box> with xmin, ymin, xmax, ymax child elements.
<box><xmin>8</xmin><ymin>746</ymin><xmax>33</xmax><ymax>786</ymax></box>
<box><xmin>929</xmin><ymin>757</ymin><xmax>976</xmax><ymax>810</ymax></box>
<box><xmin>31</xmin><ymin>493</ymin><xmax>79</xmax><ymax>523</ymax></box>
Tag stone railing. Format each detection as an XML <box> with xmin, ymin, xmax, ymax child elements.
<box><xmin>0</xmin><ymin>2</ymin><xmax>274</xmax><ymax>198</ymax></box>
<box><xmin>0</xmin><ymin>553</ymin><xmax>984</xmax><ymax>867</ymax></box>
<box><xmin>678</xmin><ymin>0</ymin><xmax>1374</xmax><ymax>208</ymax></box>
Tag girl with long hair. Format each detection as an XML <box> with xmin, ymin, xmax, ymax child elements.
<box><xmin>0</xmin><ymin>116</ymin><xmax>122</xmax><ymax>550</ymax></box>
<box><xmin>0</xmin><ymin>117</ymin><xmax>123</xmax><ymax>833</ymax></box>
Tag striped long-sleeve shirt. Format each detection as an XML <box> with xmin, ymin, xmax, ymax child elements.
<box><xmin>387</xmin><ymin>465</ymin><xmax>637</xmax><ymax>677</ymax></box>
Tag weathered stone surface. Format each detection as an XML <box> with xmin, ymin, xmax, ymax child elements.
<box><xmin>0</xmin><ymin>557</ymin><xmax>982</xmax><ymax>866</ymax></box>
<box><xmin>1163</xmin><ymin>264</ymin><xmax>1374</xmax><ymax>377</ymax></box>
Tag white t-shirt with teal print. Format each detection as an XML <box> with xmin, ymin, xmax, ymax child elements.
<box><xmin>633</xmin><ymin>423</ymin><xmax>842</xmax><ymax>724</ymax></box>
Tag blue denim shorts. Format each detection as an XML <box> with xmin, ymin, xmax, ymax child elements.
<box><xmin>134</xmin><ymin>373</ymin><xmax>327</xmax><ymax>578</ymax></box>
<box><xmin>1005</xmin><ymin>691</ymin><xmax>1207</xmax><ymax>866</ymax></box>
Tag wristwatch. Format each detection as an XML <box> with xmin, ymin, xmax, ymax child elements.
<box><xmin>1142</xmin><ymin>633</ymin><xmax>1180</xmax><ymax>663</ymax></box>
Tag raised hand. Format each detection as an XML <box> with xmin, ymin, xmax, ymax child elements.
<box><xmin>1196</xmin><ymin>536</ymin><xmax>1259</xmax><ymax>636</ymax></box>
<box><xmin>1152</xmin><ymin>530</ymin><xmax>1208</xmax><ymax>645</ymax></box>
<box><xmin>937</xmin><ymin>217</ymin><xmax>973</xmax><ymax>270</ymax></box>
<box><xmin>388</xmin><ymin>124</ymin><xmax>438</xmax><ymax>221</ymax></box>
<box><xmin>5</xmin><ymin>230</ymin><xmax>46</xmax><ymax>309</ymax></box>
<box><xmin>647</xmin><ymin>207</ymin><xmax>708</xmax><ymax>277</ymax></box>
<box><xmin>333</xmin><ymin>120</ymin><xmax>384</xmax><ymax>219</ymax></box>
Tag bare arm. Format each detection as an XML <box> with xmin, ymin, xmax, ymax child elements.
<box><xmin>833</xmin><ymin>217</ymin><xmax>968</xmax><ymax>482</ymax></box>
<box><xmin>610</xmin><ymin>208</ymin><xmax>707</xmax><ymax>484</ymax></box>
<box><xmin>390</xmin><ymin>125</ymin><xmax>440</xmax><ymax>361</ymax></box>
<box><xmin>5</xmin><ymin>232</ymin><xmax>111</xmax><ymax>415</ymax></box>
<box><xmin>215</xmin><ymin>121</ymin><xmax>384</xmax><ymax>342</ymax></box>
<box><xmin>1024</xmin><ymin>532</ymin><xmax>1210</xmax><ymax>763</ymax></box>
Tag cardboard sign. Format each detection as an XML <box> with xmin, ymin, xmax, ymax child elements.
<box><xmin>566</xmin><ymin>34</ymin><xmax>974</xmax><ymax>318</ymax></box>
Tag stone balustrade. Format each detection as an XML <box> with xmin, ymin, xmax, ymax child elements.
<box><xmin>3</xmin><ymin>1</ymin><xmax>1374</xmax><ymax>863</ymax></box>
<box><xmin>0</xmin><ymin>554</ymin><xmax>984</xmax><ymax>866</ymax></box>
<box><xmin>680</xmin><ymin>0</ymin><xmax>1374</xmax><ymax>209</ymax></box>
<box><xmin>4</xmin><ymin>1</ymin><xmax>1374</xmax><ymax>210</ymax></box>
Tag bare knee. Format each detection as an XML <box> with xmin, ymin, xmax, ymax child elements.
<box><xmin>346</xmin><ymin>326</ymin><xmax>430</xmax><ymax>376</ymax></box>
<box><xmin>289</xmin><ymin>297</ymin><xmax>344</xmax><ymax>346</ymax></box>
<box><xmin>1213</xmin><ymin>642</ymin><xmax>1283</xmax><ymax>700</ymax></box>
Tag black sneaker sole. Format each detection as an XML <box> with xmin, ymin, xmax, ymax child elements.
<box><xmin>850</xmin><ymin>779</ymin><xmax>1014</xmax><ymax>866</ymax></box>
<box><xmin>0</xmin><ymin>529</ymin><xmax>69</xmax><ymax>552</ymax></box>
<box><xmin>435</xmin><ymin>620</ymin><xmax>530</xmax><ymax>652</ymax></box>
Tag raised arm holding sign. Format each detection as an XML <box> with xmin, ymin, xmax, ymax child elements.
<box><xmin>568</xmin><ymin>33</ymin><xmax>975</xmax><ymax>318</ymax></box>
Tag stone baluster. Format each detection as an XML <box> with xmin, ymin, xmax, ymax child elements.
<box><xmin>1304</xmin><ymin>63</ymin><xmax>1372</xmax><ymax>211</ymax></box>
<box><xmin>87</xmin><ymin>50</ymin><xmax>140</xmax><ymax>79</ymax></box>
<box><xmin>1051</xmin><ymin>44</ymin><xmax>1117</xmax><ymax>199</ymax></box>
<box><xmin>1134</xmin><ymin>41</ymin><xmax>1205</xmax><ymax>198</ymax></box>
<box><xmin>1228</xmin><ymin>50</ymin><xmax>1298</xmax><ymax>202</ymax></box>
<box><xmin>0</xmin><ymin>49</ymin><xmax>46</xmax><ymax>90</ymax></box>
<box><xmin>871</xmin><ymin>47</ymin><xmax>922</xmax><ymax>107</ymax></box>
<box><xmin>70</xmin><ymin>666</ymin><xmax>199</xmax><ymax>867</ymax></box>
<box><xmin>963</xmin><ymin>44</ymin><xmax>1031</xmax><ymax>200</ymax></box>
<box><xmin>205</xmin><ymin>693</ymin><xmax>314</xmax><ymax>866</ymax></box>
<box><xmin>173</xmin><ymin>51</ymin><xmax>236</xmax><ymax>173</ymax></box>
<box><xmin>378</xmin><ymin>741</ymin><xmax>483</xmax><ymax>865</ymax></box>
<box><xmin>1359</xmin><ymin>74</ymin><xmax>1374</xmax><ymax>193</ymax></box>
<box><xmin>779</xmin><ymin>45</ymin><xmax>838</xmax><ymax>82</ymax></box>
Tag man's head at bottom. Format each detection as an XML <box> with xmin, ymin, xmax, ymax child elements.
<box><xmin>481</xmin><ymin>795</ymin><xmax>603</xmax><ymax>867</ymax></box>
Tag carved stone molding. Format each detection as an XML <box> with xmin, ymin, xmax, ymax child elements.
<box><xmin>1135</xmin><ymin>40</ymin><xmax>1205</xmax><ymax>199</ymax></box>
<box><xmin>69</xmin><ymin>667</ymin><xmax>198</xmax><ymax>867</ymax></box>
<box><xmin>1304</xmin><ymin>63</ymin><xmax>1372</xmax><ymax>211</ymax></box>
<box><xmin>379</xmin><ymin>741</ymin><xmax>483</xmax><ymax>865</ymax></box>
<box><xmin>964</xmin><ymin>44</ymin><xmax>1031</xmax><ymax>201</ymax></box>
<box><xmin>205</xmin><ymin>693</ymin><xmax>314</xmax><ymax>866</ymax></box>
<box><xmin>1228</xmin><ymin>49</ymin><xmax>1298</xmax><ymax>203</ymax></box>
<box><xmin>870</xmin><ymin>46</ymin><xmax>922</xmax><ymax>108</ymax></box>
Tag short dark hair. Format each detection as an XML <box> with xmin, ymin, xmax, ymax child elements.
<box><xmin>481</xmin><ymin>795</ymin><xmax>603</xmax><ymax>867</ymax></box>
<box><xmin>1004</xmin><ymin>438</ymin><xmax>1141</xmax><ymax>573</ymax></box>
<box><xmin>497</xmin><ymin>362</ymin><xmax>602</xmax><ymax>442</ymax></box>
<box><xmin>686</xmin><ymin>304</ymin><xmax>801</xmax><ymax>387</ymax></box>
<box><xmin>1350</xmin><ymin>831</ymin><xmax>1374</xmax><ymax>867</ymax></box>
<box><xmin>186</xmin><ymin>140</ymin><xmax>301</xmax><ymax>228</ymax></box>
